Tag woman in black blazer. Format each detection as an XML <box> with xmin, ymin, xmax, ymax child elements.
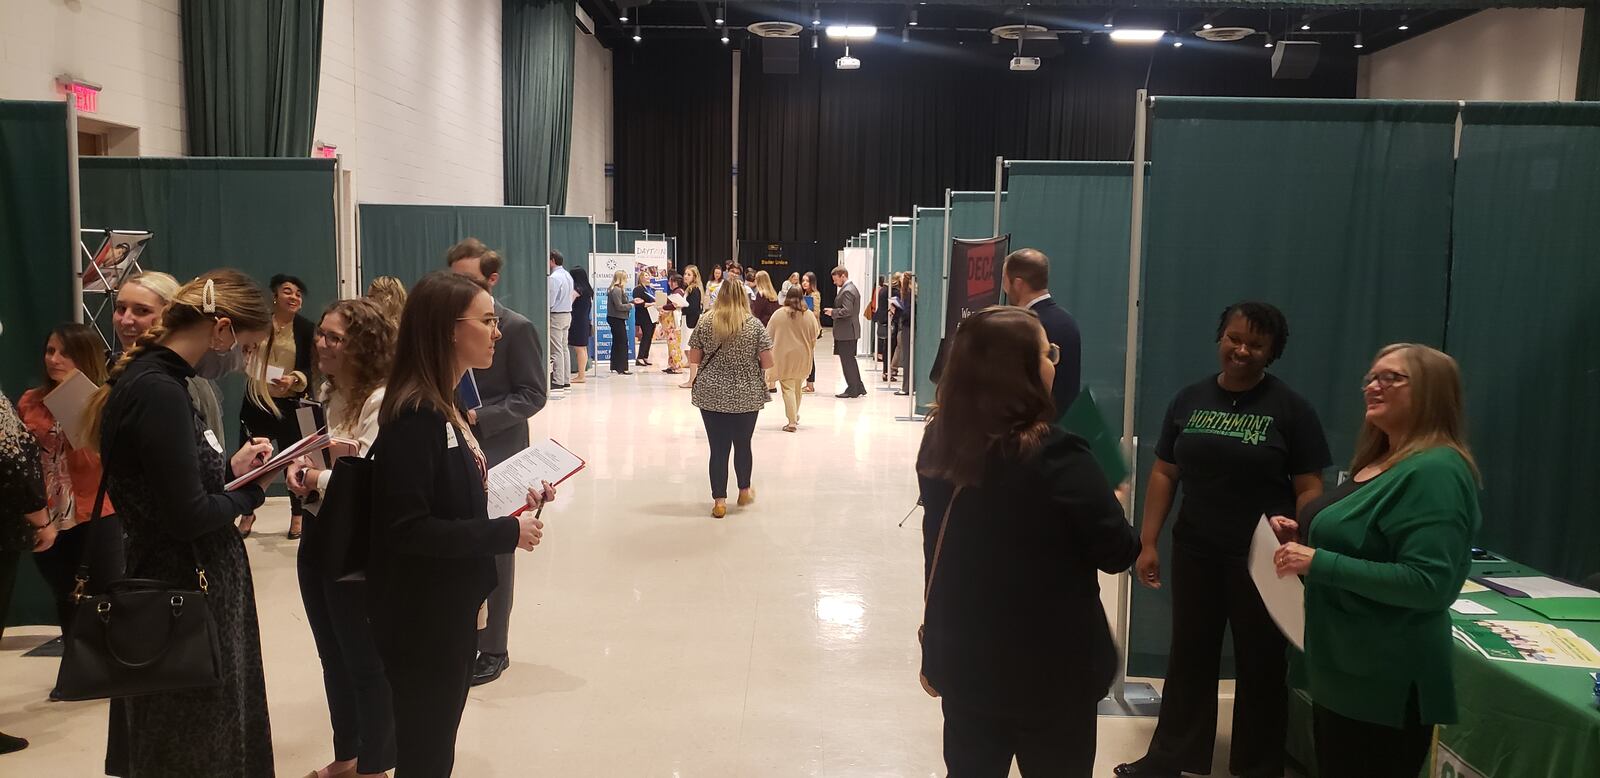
<box><xmin>917</xmin><ymin>306</ymin><xmax>1139</xmax><ymax>778</ymax></box>
<box><xmin>368</xmin><ymin>271</ymin><xmax>552</xmax><ymax>777</ymax></box>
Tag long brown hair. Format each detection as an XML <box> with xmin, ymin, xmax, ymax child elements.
<box><xmin>918</xmin><ymin>306</ymin><xmax>1054</xmax><ymax>487</ymax></box>
<box><xmin>781</xmin><ymin>285</ymin><xmax>807</xmax><ymax>314</ymax></box>
<box><xmin>43</xmin><ymin>323</ymin><xmax>108</xmax><ymax>390</ymax></box>
<box><xmin>684</xmin><ymin>265</ymin><xmax>703</xmax><ymax>294</ymax></box>
<box><xmin>84</xmin><ymin>270</ymin><xmax>274</xmax><ymax>444</ymax></box>
<box><xmin>1351</xmin><ymin>343</ymin><xmax>1480</xmax><ymax>481</ymax></box>
<box><xmin>380</xmin><ymin>271</ymin><xmax>485</xmax><ymax>428</ymax></box>
<box><xmin>322</xmin><ymin>298</ymin><xmax>396</xmax><ymax>435</ymax></box>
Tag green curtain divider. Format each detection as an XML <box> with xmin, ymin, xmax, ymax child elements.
<box><xmin>502</xmin><ymin>0</ymin><xmax>574</xmax><ymax>211</ymax></box>
<box><xmin>950</xmin><ymin>191</ymin><xmax>1005</xmax><ymax>241</ymax></box>
<box><xmin>890</xmin><ymin>222</ymin><xmax>912</xmax><ymax>275</ymax></box>
<box><xmin>619</xmin><ymin>229</ymin><xmax>644</xmax><ymax>254</ymax></box>
<box><xmin>358</xmin><ymin>203</ymin><xmax>548</xmax><ymax>336</ymax></box>
<box><xmin>1446</xmin><ymin>102</ymin><xmax>1600</xmax><ymax>582</ymax></box>
<box><xmin>549</xmin><ymin>214</ymin><xmax>594</xmax><ymax>273</ymax></box>
<box><xmin>1003</xmin><ymin>161</ymin><xmax>1139</xmax><ymax>434</ymax></box>
<box><xmin>1129</xmin><ymin>97</ymin><xmax>1459</xmax><ymax>678</ymax></box>
<box><xmin>80</xmin><ymin>157</ymin><xmax>338</xmax><ymax>453</ymax></box>
<box><xmin>180</xmin><ymin>0</ymin><xmax>322</xmax><ymax>156</ymax></box>
<box><xmin>913</xmin><ymin>207</ymin><xmax>947</xmax><ymax>414</ymax></box>
<box><xmin>0</xmin><ymin>100</ymin><xmax>71</xmax><ymax>629</ymax></box>
<box><xmin>595</xmin><ymin>223</ymin><xmax>618</xmax><ymax>254</ymax></box>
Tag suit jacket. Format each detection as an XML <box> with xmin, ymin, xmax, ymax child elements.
<box><xmin>833</xmin><ymin>281</ymin><xmax>862</xmax><ymax>341</ymax></box>
<box><xmin>1031</xmin><ymin>296</ymin><xmax>1082</xmax><ymax>419</ymax></box>
<box><xmin>367</xmin><ymin>406</ymin><xmax>521</xmax><ymax>643</ymax></box>
<box><xmin>470</xmin><ymin>300</ymin><xmax>547</xmax><ymax>467</ymax></box>
<box><xmin>917</xmin><ymin>427</ymin><xmax>1138</xmax><ymax>715</ymax></box>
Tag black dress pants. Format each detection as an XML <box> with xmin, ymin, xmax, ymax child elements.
<box><xmin>1141</xmin><ymin>546</ymin><xmax>1287</xmax><ymax>777</ymax></box>
<box><xmin>34</xmin><ymin>517</ymin><xmax>125</xmax><ymax>630</ymax></box>
<box><xmin>636</xmin><ymin>319</ymin><xmax>656</xmax><ymax>360</ymax></box>
<box><xmin>607</xmin><ymin>317</ymin><xmax>630</xmax><ymax>372</ymax></box>
<box><xmin>1313</xmin><ymin>697</ymin><xmax>1432</xmax><ymax>778</ymax></box>
<box><xmin>942</xmin><ymin>698</ymin><xmax>1098</xmax><ymax>778</ymax></box>
<box><xmin>299</xmin><ymin>548</ymin><xmax>396</xmax><ymax>774</ymax></box>
<box><xmin>377</xmin><ymin>606</ymin><xmax>478</xmax><ymax>778</ymax></box>
<box><xmin>700</xmin><ymin>410</ymin><xmax>758</xmax><ymax>499</ymax></box>
<box><xmin>835</xmin><ymin>339</ymin><xmax>866</xmax><ymax>394</ymax></box>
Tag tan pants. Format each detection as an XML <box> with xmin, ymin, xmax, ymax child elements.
<box><xmin>778</xmin><ymin>379</ymin><xmax>803</xmax><ymax>426</ymax></box>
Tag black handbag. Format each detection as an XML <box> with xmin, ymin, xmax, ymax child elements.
<box><xmin>311</xmin><ymin>453</ymin><xmax>373</xmax><ymax>582</ymax></box>
<box><xmin>55</xmin><ymin>394</ymin><xmax>223</xmax><ymax>702</ymax></box>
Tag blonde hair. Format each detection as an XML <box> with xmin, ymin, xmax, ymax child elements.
<box><xmin>684</xmin><ymin>265</ymin><xmax>703</xmax><ymax>294</ymax></box>
<box><xmin>366</xmin><ymin>276</ymin><xmax>407</xmax><ymax>325</ymax></box>
<box><xmin>754</xmin><ymin>271</ymin><xmax>779</xmax><ymax>302</ymax></box>
<box><xmin>85</xmin><ymin>270</ymin><xmax>275</xmax><ymax>445</ymax></box>
<box><xmin>709</xmin><ymin>277</ymin><xmax>753</xmax><ymax>343</ymax></box>
<box><xmin>121</xmin><ymin>270</ymin><xmax>181</xmax><ymax>303</ymax></box>
<box><xmin>1351</xmin><ymin>343</ymin><xmax>1479</xmax><ymax>482</ymax></box>
<box><xmin>610</xmin><ymin>270</ymin><xmax>628</xmax><ymax>291</ymax></box>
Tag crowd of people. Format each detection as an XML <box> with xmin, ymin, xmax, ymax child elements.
<box><xmin>0</xmin><ymin>238</ymin><xmax>1483</xmax><ymax>778</ymax></box>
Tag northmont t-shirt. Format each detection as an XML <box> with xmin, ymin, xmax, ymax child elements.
<box><xmin>1155</xmin><ymin>373</ymin><xmax>1331</xmax><ymax>558</ymax></box>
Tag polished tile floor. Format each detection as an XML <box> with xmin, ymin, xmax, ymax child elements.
<box><xmin>0</xmin><ymin>337</ymin><xmax>1242</xmax><ymax>776</ymax></box>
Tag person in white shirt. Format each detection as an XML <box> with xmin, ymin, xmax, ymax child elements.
<box><xmin>286</xmin><ymin>298</ymin><xmax>398</xmax><ymax>778</ymax></box>
<box><xmin>547</xmin><ymin>251</ymin><xmax>576</xmax><ymax>391</ymax></box>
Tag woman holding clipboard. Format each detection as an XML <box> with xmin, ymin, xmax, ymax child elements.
<box><xmin>366</xmin><ymin>271</ymin><xmax>553</xmax><ymax>775</ymax></box>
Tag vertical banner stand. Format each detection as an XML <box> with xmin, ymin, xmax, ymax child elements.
<box><xmin>1100</xmin><ymin>89</ymin><xmax>1161</xmax><ymax>717</ymax></box>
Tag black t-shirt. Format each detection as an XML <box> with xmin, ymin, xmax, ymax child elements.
<box><xmin>1155</xmin><ymin>373</ymin><xmax>1332</xmax><ymax>558</ymax></box>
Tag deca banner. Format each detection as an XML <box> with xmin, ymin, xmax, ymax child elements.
<box><xmin>945</xmin><ymin>235</ymin><xmax>1010</xmax><ymax>338</ymax></box>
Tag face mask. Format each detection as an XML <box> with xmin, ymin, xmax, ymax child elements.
<box><xmin>213</xmin><ymin>323</ymin><xmax>240</xmax><ymax>357</ymax></box>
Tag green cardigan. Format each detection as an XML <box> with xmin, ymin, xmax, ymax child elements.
<box><xmin>1302</xmin><ymin>446</ymin><xmax>1481</xmax><ymax>728</ymax></box>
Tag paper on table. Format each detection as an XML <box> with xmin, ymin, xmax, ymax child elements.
<box><xmin>1247</xmin><ymin>515</ymin><xmax>1305</xmax><ymax>650</ymax></box>
<box><xmin>1461</xmin><ymin>579</ymin><xmax>1489</xmax><ymax>594</ymax></box>
<box><xmin>265</xmin><ymin>364</ymin><xmax>286</xmax><ymax>383</ymax></box>
<box><xmin>1484</xmin><ymin>576</ymin><xmax>1600</xmax><ymax>599</ymax></box>
<box><xmin>226</xmin><ymin>428</ymin><xmax>331</xmax><ymax>491</ymax></box>
<box><xmin>42</xmin><ymin>369</ymin><xmax>98</xmax><ymax>449</ymax></box>
<box><xmin>485</xmin><ymin>438</ymin><xmax>586</xmax><ymax>518</ymax></box>
<box><xmin>1451</xmin><ymin>599</ymin><xmax>1497</xmax><ymax>616</ymax></box>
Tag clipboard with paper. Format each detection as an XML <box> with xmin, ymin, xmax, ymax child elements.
<box><xmin>486</xmin><ymin>438</ymin><xmax>587</xmax><ymax>518</ymax></box>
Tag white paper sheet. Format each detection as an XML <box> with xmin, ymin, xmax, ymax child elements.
<box><xmin>1484</xmin><ymin>576</ymin><xmax>1600</xmax><ymax>599</ymax></box>
<box><xmin>42</xmin><ymin>370</ymin><xmax>98</xmax><ymax>449</ymax></box>
<box><xmin>668</xmin><ymin>293</ymin><xmax>689</xmax><ymax>308</ymax></box>
<box><xmin>485</xmin><ymin>438</ymin><xmax>586</xmax><ymax>518</ymax></box>
<box><xmin>1451</xmin><ymin>599</ymin><xmax>1498</xmax><ymax>615</ymax></box>
<box><xmin>265</xmin><ymin>364</ymin><xmax>286</xmax><ymax>383</ymax></box>
<box><xmin>1247</xmin><ymin>515</ymin><xmax>1305</xmax><ymax>650</ymax></box>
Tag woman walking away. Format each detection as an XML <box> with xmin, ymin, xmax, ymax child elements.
<box><xmin>679</xmin><ymin>266</ymin><xmax>705</xmax><ymax>388</ymax></box>
<box><xmin>918</xmin><ymin>306</ymin><xmax>1138</xmax><ymax>777</ymax></box>
<box><xmin>607</xmin><ymin>271</ymin><xmax>633</xmax><ymax>375</ymax></box>
<box><xmin>661</xmin><ymin>274</ymin><xmax>688</xmax><ymax>375</ymax></box>
<box><xmin>751</xmin><ymin>271</ymin><xmax>781</xmax><ymax>326</ymax></box>
<box><xmin>367</xmin><ymin>271</ymin><xmax>552</xmax><ymax>776</ymax></box>
<box><xmin>688</xmin><ymin>283</ymin><xmax>773</xmax><ymax>518</ymax></box>
<box><xmin>569</xmin><ymin>267</ymin><xmax>595</xmax><ymax>383</ymax></box>
<box><xmin>766</xmin><ymin>287</ymin><xmax>821</xmax><ymax>432</ymax></box>
<box><xmin>285</xmin><ymin>299</ymin><xmax>397</xmax><ymax>778</ymax></box>
<box><xmin>85</xmin><ymin>270</ymin><xmax>281</xmax><ymax>777</ymax></box>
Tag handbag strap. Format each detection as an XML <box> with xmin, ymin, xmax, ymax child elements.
<box><xmin>922</xmin><ymin>485</ymin><xmax>963</xmax><ymax>605</ymax></box>
<box><xmin>75</xmin><ymin>370</ymin><xmax>209</xmax><ymax>602</ymax></box>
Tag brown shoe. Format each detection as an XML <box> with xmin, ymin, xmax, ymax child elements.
<box><xmin>737</xmin><ymin>488</ymin><xmax>756</xmax><ymax>507</ymax></box>
<box><xmin>712</xmin><ymin>502</ymin><xmax>727</xmax><ymax>519</ymax></box>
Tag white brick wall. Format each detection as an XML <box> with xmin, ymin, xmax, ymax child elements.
<box><xmin>1360</xmin><ymin>9</ymin><xmax>1586</xmax><ymax>102</ymax></box>
<box><xmin>316</xmin><ymin>0</ymin><xmax>504</xmax><ymax>206</ymax></box>
<box><xmin>0</xmin><ymin>0</ymin><xmax>186</xmax><ymax>156</ymax></box>
<box><xmin>566</xmin><ymin>24</ymin><xmax>611</xmax><ymax>221</ymax></box>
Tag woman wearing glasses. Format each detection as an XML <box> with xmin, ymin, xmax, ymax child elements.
<box><xmin>1269</xmin><ymin>345</ymin><xmax>1479</xmax><ymax>778</ymax></box>
<box><xmin>1118</xmin><ymin>302</ymin><xmax>1331</xmax><ymax>778</ymax></box>
<box><xmin>918</xmin><ymin>306</ymin><xmax>1137</xmax><ymax>776</ymax></box>
<box><xmin>367</xmin><ymin>272</ymin><xmax>553</xmax><ymax>775</ymax></box>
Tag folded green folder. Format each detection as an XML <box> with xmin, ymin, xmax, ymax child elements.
<box><xmin>1510</xmin><ymin>597</ymin><xmax>1600</xmax><ymax>622</ymax></box>
<box><xmin>1057</xmin><ymin>387</ymin><xmax>1129</xmax><ymax>487</ymax></box>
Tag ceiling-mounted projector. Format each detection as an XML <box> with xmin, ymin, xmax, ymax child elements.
<box><xmin>836</xmin><ymin>54</ymin><xmax>861</xmax><ymax>70</ymax></box>
<box><xmin>1010</xmin><ymin>56</ymin><xmax>1041</xmax><ymax>71</ymax></box>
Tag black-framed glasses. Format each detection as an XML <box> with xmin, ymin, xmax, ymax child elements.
<box><xmin>1362</xmin><ymin>370</ymin><xmax>1410</xmax><ymax>390</ymax></box>
<box><xmin>315</xmin><ymin>328</ymin><xmax>345</xmax><ymax>348</ymax></box>
<box><xmin>1046</xmin><ymin>343</ymin><xmax>1061</xmax><ymax>365</ymax></box>
<box><xmin>456</xmin><ymin>314</ymin><xmax>502</xmax><ymax>330</ymax></box>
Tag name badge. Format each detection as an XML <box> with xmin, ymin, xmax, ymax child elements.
<box><xmin>445</xmin><ymin>423</ymin><xmax>460</xmax><ymax>449</ymax></box>
<box><xmin>203</xmin><ymin>429</ymin><xmax>225</xmax><ymax>453</ymax></box>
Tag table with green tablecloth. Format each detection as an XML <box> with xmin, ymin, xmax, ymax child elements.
<box><xmin>1287</xmin><ymin>558</ymin><xmax>1600</xmax><ymax>778</ymax></box>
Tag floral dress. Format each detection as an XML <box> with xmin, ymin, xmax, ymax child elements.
<box><xmin>661</xmin><ymin>293</ymin><xmax>687</xmax><ymax>370</ymax></box>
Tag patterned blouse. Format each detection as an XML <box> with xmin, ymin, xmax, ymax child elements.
<box><xmin>689</xmin><ymin>316</ymin><xmax>774</xmax><ymax>414</ymax></box>
<box><xmin>0</xmin><ymin>392</ymin><xmax>47</xmax><ymax>552</ymax></box>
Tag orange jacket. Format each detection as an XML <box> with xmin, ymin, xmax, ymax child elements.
<box><xmin>17</xmin><ymin>388</ymin><xmax>112</xmax><ymax>524</ymax></box>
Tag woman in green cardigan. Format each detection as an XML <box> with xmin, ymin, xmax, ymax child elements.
<box><xmin>1270</xmin><ymin>343</ymin><xmax>1481</xmax><ymax>778</ymax></box>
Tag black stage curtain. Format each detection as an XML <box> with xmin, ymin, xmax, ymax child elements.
<box><xmin>739</xmin><ymin>41</ymin><xmax>1355</xmax><ymax>260</ymax></box>
<box><xmin>613</xmin><ymin>42</ymin><xmax>733</xmax><ymax>274</ymax></box>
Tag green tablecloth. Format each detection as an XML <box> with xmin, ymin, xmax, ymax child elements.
<box><xmin>1288</xmin><ymin>558</ymin><xmax>1600</xmax><ymax>777</ymax></box>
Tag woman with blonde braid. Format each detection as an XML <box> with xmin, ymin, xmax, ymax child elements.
<box><xmin>85</xmin><ymin>270</ymin><xmax>280</xmax><ymax>777</ymax></box>
<box><xmin>365</xmin><ymin>276</ymin><xmax>407</xmax><ymax>327</ymax></box>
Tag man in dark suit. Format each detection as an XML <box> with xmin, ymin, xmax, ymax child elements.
<box><xmin>824</xmin><ymin>267</ymin><xmax>867</xmax><ymax>398</ymax></box>
<box><xmin>1003</xmin><ymin>249</ymin><xmax>1082</xmax><ymax>418</ymax></box>
<box><xmin>446</xmin><ymin>238</ymin><xmax>548</xmax><ymax>686</ymax></box>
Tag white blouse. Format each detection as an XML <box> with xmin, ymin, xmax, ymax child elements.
<box><xmin>314</xmin><ymin>384</ymin><xmax>386</xmax><ymax>493</ymax></box>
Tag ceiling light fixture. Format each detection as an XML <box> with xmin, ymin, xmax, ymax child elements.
<box><xmin>632</xmin><ymin>26</ymin><xmax>641</xmax><ymax>42</ymax></box>
<box><xmin>1264</xmin><ymin>33</ymin><xmax>1274</xmax><ymax>48</ymax></box>
<box><xmin>619</xmin><ymin>11</ymin><xmax>629</xmax><ymax>22</ymax></box>
<box><xmin>721</xmin><ymin>33</ymin><xmax>730</xmax><ymax>44</ymax></box>
<box><xmin>1202</xmin><ymin>23</ymin><xmax>1213</xmax><ymax>30</ymax></box>
<box><xmin>1301</xmin><ymin>22</ymin><xmax>1311</xmax><ymax>31</ymax></box>
<box><xmin>1109</xmin><ymin>29</ymin><xmax>1166</xmax><ymax>43</ymax></box>
<box><xmin>826</xmin><ymin>25</ymin><xmax>877</xmax><ymax>40</ymax></box>
<box><xmin>813</xmin><ymin>5</ymin><xmax>822</xmax><ymax>27</ymax></box>
<box><xmin>1398</xmin><ymin>15</ymin><xmax>1411</xmax><ymax>31</ymax></box>
<box><xmin>714</xmin><ymin>3</ymin><xmax>724</xmax><ymax>26</ymax></box>
<box><xmin>1353</xmin><ymin>33</ymin><xmax>1365</xmax><ymax>49</ymax></box>
<box><xmin>909</xmin><ymin>9</ymin><xmax>919</xmax><ymax>26</ymax></box>
<box><xmin>1173</xmin><ymin>39</ymin><xmax>1184</xmax><ymax>48</ymax></box>
<box><xmin>1103</xmin><ymin>12</ymin><xmax>1115</xmax><ymax>29</ymax></box>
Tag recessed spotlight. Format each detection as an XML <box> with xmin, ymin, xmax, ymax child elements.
<box><xmin>1353</xmin><ymin>33</ymin><xmax>1365</xmax><ymax>49</ymax></box>
<box><xmin>619</xmin><ymin>12</ymin><xmax>629</xmax><ymax>22</ymax></box>
<box><xmin>632</xmin><ymin>26</ymin><xmax>642</xmax><ymax>43</ymax></box>
<box><xmin>1301</xmin><ymin>23</ymin><xmax>1311</xmax><ymax>31</ymax></box>
<box><xmin>909</xmin><ymin>9</ymin><xmax>919</xmax><ymax>26</ymax></box>
<box><xmin>1202</xmin><ymin>23</ymin><xmax>1213</xmax><ymax>30</ymax></box>
<box><xmin>721</xmin><ymin>34</ymin><xmax>730</xmax><ymax>44</ymax></box>
<box><xmin>1173</xmin><ymin>40</ymin><xmax>1184</xmax><ymax>48</ymax></box>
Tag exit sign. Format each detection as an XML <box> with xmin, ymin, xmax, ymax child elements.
<box><xmin>57</xmin><ymin>76</ymin><xmax>101</xmax><ymax>113</ymax></box>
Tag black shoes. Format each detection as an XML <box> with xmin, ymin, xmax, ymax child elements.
<box><xmin>835</xmin><ymin>390</ymin><xmax>867</xmax><ymax>399</ymax></box>
<box><xmin>894</xmin><ymin>390</ymin><xmax>909</xmax><ymax>396</ymax></box>
<box><xmin>471</xmin><ymin>652</ymin><xmax>509</xmax><ymax>687</ymax></box>
<box><xmin>1112</xmin><ymin>762</ymin><xmax>1181</xmax><ymax>778</ymax></box>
